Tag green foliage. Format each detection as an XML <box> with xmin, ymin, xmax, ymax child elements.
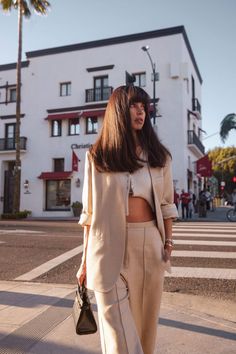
<box><xmin>1</xmin><ymin>210</ymin><xmax>32</xmax><ymax>220</ymax></box>
<box><xmin>0</xmin><ymin>0</ymin><xmax>50</xmax><ymax>18</ymax></box>
<box><xmin>220</xmin><ymin>113</ymin><xmax>236</xmax><ymax>142</ymax></box>
<box><xmin>71</xmin><ymin>201</ymin><xmax>83</xmax><ymax>217</ymax></box>
<box><xmin>208</xmin><ymin>147</ymin><xmax>236</xmax><ymax>193</ymax></box>
<box><xmin>71</xmin><ymin>201</ymin><xmax>82</xmax><ymax>208</ymax></box>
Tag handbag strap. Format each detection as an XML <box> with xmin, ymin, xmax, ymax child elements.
<box><xmin>78</xmin><ymin>284</ymin><xmax>90</xmax><ymax>305</ymax></box>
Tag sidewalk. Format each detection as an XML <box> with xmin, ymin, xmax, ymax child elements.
<box><xmin>0</xmin><ymin>207</ymin><xmax>231</xmax><ymax>225</ymax></box>
<box><xmin>0</xmin><ymin>281</ymin><xmax>235</xmax><ymax>354</ymax></box>
<box><xmin>176</xmin><ymin>206</ymin><xmax>231</xmax><ymax>222</ymax></box>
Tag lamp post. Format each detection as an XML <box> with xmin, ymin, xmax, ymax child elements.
<box><xmin>141</xmin><ymin>45</ymin><xmax>158</xmax><ymax>124</ymax></box>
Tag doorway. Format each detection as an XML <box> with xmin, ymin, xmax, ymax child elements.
<box><xmin>3</xmin><ymin>161</ymin><xmax>15</xmax><ymax>213</ymax></box>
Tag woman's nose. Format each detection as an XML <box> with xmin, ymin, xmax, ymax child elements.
<box><xmin>136</xmin><ymin>105</ymin><xmax>144</xmax><ymax>112</ymax></box>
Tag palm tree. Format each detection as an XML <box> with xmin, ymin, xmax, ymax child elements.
<box><xmin>220</xmin><ymin>113</ymin><xmax>236</xmax><ymax>143</ymax></box>
<box><xmin>0</xmin><ymin>0</ymin><xmax>50</xmax><ymax>214</ymax></box>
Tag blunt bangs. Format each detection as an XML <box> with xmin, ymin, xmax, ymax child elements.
<box><xmin>125</xmin><ymin>86</ymin><xmax>150</xmax><ymax>107</ymax></box>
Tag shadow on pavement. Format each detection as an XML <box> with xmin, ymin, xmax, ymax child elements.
<box><xmin>159</xmin><ymin>317</ymin><xmax>236</xmax><ymax>341</ymax></box>
<box><xmin>0</xmin><ymin>290</ymin><xmax>74</xmax><ymax>308</ymax></box>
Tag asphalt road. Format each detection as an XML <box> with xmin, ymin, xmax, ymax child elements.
<box><xmin>0</xmin><ymin>218</ymin><xmax>235</xmax><ymax>301</ymax></box>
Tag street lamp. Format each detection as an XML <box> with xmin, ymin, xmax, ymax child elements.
<box><xmin>141</xmin><ymin>45</ymin><xmax>159</xmax><ymax>124</ymax></box>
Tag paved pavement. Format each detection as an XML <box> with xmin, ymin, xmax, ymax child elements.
<box><xmin>0</xmin><ymin>207</ymin><xmax>236</xmax><ymax>353</ymax></box>
<box><xmin>0</xmin><ymin>280</ymin><xmax>235</xmax><ymax>354</ymax></box>
<box><xmin>0</xmin><ymin>207</ymin><xmax>233</xmax><ymax>284</ymax></box>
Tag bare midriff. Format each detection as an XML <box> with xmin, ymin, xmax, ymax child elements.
<box><xmin>126</xmin><ymin>197</ymin><xmax>155</xmax><ymax>222</ymax></box>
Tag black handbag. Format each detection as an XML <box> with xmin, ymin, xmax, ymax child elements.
<box><xmin>72</xmin><ymin>284</ymin><xmax>97</xmax><ymax>335</ymax></box>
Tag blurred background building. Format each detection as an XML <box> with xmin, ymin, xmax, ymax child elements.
<box><xmin>0</xmin><ymin>25</ymin><xmax>204</xmax><ymax>217</ymax></box>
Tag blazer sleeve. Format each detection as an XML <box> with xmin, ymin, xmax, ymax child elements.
<box><xmin>78</xmin><ymin>151</ymin><xmax>93</xmax><ymax>226</ymax></box>
<box><xmin>161</xmin><ymin>157</ymin><xmax>179</xmax><ymax>219</ymax></box>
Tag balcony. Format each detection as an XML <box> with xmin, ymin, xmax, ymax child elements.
<box><xmin>85</xmin><ymin>87</ymin><xmax>113</xmax><ymax>103</ymax></box>
<box><xmin>0</xmin><ymin>137</ymin><xmax>27</xmax><ymax>152</ymax></box>
<box><xmin>192</xmin><ymin>98</ymin><xmax>201</xmax><ymax>116</ymax></box>
<box><xmin>187</xmin><ymin>130</ymin><xmax>205</xmax><ymax>158</ymax></box>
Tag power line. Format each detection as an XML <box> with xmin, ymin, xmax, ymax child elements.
<box><xmin>202</xmin><ymin>132</ymin><xmax>219</xmax><ymax>140</ymax></box>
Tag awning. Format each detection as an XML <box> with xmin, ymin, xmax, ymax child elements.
<box><xmin>82</xmin><ymin>110</ymin><xmax>105</xmax><ymax>118</ymax></box>
<box><xmin>45</xmin><ymin>112</ymin><xmax>80</xmax><ymax>120</ymax></box>
<box><xmin>38</xmin><ymin>171</ymin><xmax>73</xmax><ymax>180</ymax></box>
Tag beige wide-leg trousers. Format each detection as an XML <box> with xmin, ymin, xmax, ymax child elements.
<box><xmin>94</xmin><ymin>220</ymin><xmax>165</xmax><ymax>354</ymax></box>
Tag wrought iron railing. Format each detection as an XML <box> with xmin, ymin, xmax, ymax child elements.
<box><xmin>85</xmin><ymin>87</ymin><xmax>113</xmax><ymax>102</ymax></box>
<box><xmin>187</xmin><ymin>130</ymin><xmax>205</xmax><ymax>154</ymax></box>
<box><xmin>0</xmin><ymin>137</ymin><xmax>27</xmax><ymax>151</ymax></box>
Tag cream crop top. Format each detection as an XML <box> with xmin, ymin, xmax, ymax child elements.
<box><xmin>127</xmin><ymin>159</ymin><xmax>155</xmax><ymax>215</ymax></box>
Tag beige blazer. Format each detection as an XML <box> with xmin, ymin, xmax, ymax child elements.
<box><xmin>79</xmin><ymin>151</ymin><xmax>178</xmax><ymax>292</ymax></box>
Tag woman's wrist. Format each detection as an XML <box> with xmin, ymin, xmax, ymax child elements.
<box><xmin>164</xmin><ymin>238</ymin><xmax>174</xmax><ymax>247</ymax></box>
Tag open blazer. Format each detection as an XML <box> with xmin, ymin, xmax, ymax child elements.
<box><xmin>79</xmin><ymin>151</ymin><xmax>178</xmax><ymax>292</ymax></box>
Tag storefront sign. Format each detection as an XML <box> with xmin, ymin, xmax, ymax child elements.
<box><xmin>71</xmin><ymin>143</ymin><xmax>92</xmax><ymax>149</ymax></box>
<box><xmin>196</xmin><ymin>155</ymin><xmax>212</xmax><ymax>177</ymax></box>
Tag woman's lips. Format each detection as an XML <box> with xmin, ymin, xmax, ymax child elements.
<box><xmin>135</xmin><ymin>119</ymin><xmax>144</xmax><ymax>124</ymax></box>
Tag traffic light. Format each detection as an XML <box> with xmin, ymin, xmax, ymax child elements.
<box><xmin>220</xmin><ymin>186</ymin><xmax>225</xmax><ymax>191</ymax></box>
<box><xmin>233</xmin><ymin>176</ymin><xmax>236</xmax><ymax>182</ymax></box>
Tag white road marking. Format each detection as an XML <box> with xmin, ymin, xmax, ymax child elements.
<box><xmin>174</xmin><ymin>228</ymin><xmax>236</xmax><ymax>233</ymax></box>
<box><xmin>175</xmin><ymin>240</ymin><xmax>236</xmax><ymax>246</ymax></box>
<box><xmin>0</xmin><ymin>229</ymin><xmax>45</xmax><ymax>234</ymax></box>
<box><xmin>172</xmin><ymin>250</ymin><xmax>236</xmax><ymax>258</ymax></box>
<box><xmin>13</xmin><ymin>222</ymin><xmax>236</xmax><ymax>282</ymax></box>
<box><xmin>165</xmin><ymin>267</ymin><xmax>236</xmax><ymax>280</ymax></box>
<box><xmin>173</xmin><ymin>233</ymin><xmax>236</xmax><ymax>238</ymax></box>
<box><xmin>14</xmin><ymin>245</ymin><xmax>83</xmax><ymax>281</ymax></box>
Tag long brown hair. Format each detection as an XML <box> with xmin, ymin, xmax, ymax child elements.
<box><xmin>90</xmin><ymin>85</ymin><xmax>170</xmax><ymax>172</ymax></box>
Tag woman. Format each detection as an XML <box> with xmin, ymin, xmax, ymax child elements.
<box><xmin>77</xmin><ymin>85</ymin><xmax>178</xmax><ymax>354</ymax></box>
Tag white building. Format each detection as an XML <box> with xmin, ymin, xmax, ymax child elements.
<box><xmin>0</xmin><ymin>25</ymin><xmax>204</xmax><ymax>217</ymax></box>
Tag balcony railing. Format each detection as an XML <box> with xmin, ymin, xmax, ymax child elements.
<box><xmin>192</xmin><ymin>98</ymin><xmax>201</xmax><ymax>114</ymax></box>
<box><xmin>0</xmin><ymin>137</ymin><xmax>27</xmax><ymax>151</ymax></box>
<box><xmin>188</xmin><ymin>130</ymin><xmax>205</xmax><ymax>155</ymax></box>
<box><xmin>85</xmin><ymin>87</ymin><xmax>113</xmax><ymax>102</ymax></box>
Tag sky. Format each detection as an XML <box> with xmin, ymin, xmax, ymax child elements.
<box><xmin>0</xmin><ymin>0</ymin><xmax>235</xmax><ymax>151</ymax></box>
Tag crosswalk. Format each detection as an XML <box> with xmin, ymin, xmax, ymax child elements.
<box><xmin>10</xmin><ymin>222</ymin><xmax>236</xmax><ymax>282</ymax></box>
<box><xmin>167</xmin><ymin>222</ymin><xmax>236</xmax><ymax>280</ymax></box>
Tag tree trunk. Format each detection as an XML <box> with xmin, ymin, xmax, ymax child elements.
<box><xmin>13</xmin><ymin>0</ymin><xmax>23</xmax><ymax>214</ymax></box>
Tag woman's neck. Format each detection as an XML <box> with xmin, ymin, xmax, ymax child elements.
<box><xmin>132</xmin><ymin>131</ymin><xmax>142</xmax><ymax>156</ymax></box>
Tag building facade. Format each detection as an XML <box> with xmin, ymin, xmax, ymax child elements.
<box><xmin>0</xmin><ymin>26</ymin><xmax>204</xmax><ymax>217</ymax></box>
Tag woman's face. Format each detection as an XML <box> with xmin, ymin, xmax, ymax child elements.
<box><xmin>129</xmin><ymin>102</ymin><xmax>146</xmax><ymax>131</ymax></box>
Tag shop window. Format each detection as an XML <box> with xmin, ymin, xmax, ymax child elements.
<box><xmin>86</xmin><ymin>117</ymin><xmax>98</xmax><ymax>134</ymax></box>
<box><xmin>46</xmin><ymin>180</ymin><xmax>71</xmax><ymax>211</ymax></box>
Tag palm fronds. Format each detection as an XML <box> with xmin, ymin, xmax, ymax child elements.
<box><xmin>220</xmin><ymin>113</ymin><xmax>236</xmax><ymax>143</ymax></box>
<box><xmin>0</xmin><ymin>0</ymin><xmax>50</xmax><ymax>17</ymax></box>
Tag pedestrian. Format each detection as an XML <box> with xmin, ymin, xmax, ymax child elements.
<box><xmin>180</xmin><ymin>189</ymin><xmax>190</xmax><ymax>219</ymax></box>
<box><xmin>205</xmin><ymin>189</ymin><xmax>212</xmax><ymax>210</ymax></box>
<box><xmin>198</xmin><ymin>190</ymin><xmax>207</xmax><ymax>217</ymax></box>
<box><xmin>76</xmin><ymin>85</ymin><xmax>178</xmax><ymax>354</ymax></box>
<box><xmin>174</xmin><ymin>188</ymin><xmax>180</xmax><ymax>210</ymax></box>
<box><xmin>231</xmin><ymin>189</ymin><xmax>236</xmax><ymax>206</ymax></box>
<box><xmin>188</xmin><ymin>190</ymin><xmax>194</xmax><ymax>219</ymax></box>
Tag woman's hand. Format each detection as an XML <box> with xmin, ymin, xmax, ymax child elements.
<box><xmin>76</xmin><ymin>263</ymin><xmax>86</xmax><ymax>286</ymax></box>
<box><xmin>163</xmin><ymin>244</ymin><xmax>173</xmax><ymax>262</ymax></box>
